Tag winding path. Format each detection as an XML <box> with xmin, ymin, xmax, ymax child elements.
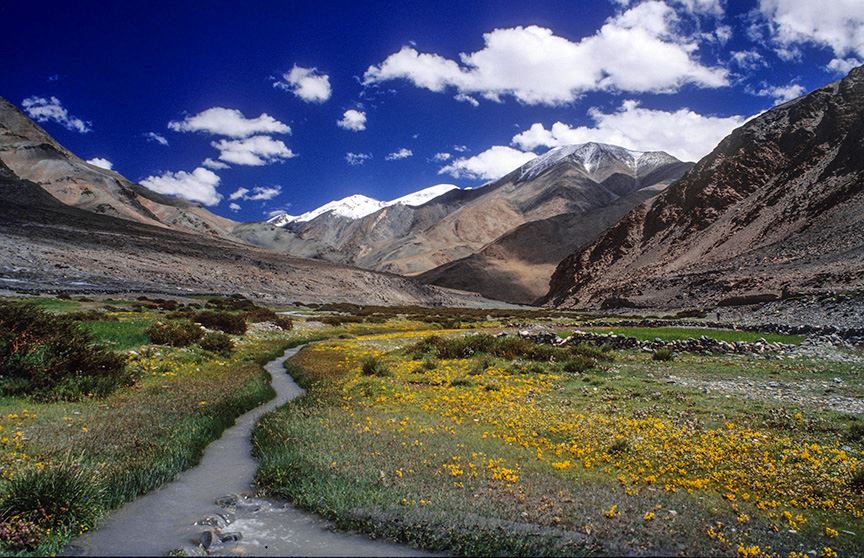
<box><xmin>67</xmin><ymin>346</ymin><xmax>427</xmax><ymax>557</ymax></box>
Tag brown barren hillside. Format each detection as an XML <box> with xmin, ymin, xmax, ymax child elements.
<box><xmin>545</xmin><ymin>66</ymin><xmax>864</xmax><ymax>311</ymax></box>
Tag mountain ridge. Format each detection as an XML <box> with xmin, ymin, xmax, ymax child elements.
<box><xmin>545</xmin><ymin>65</ymin><xmax>864</xmax><ymax>311</ymax></box>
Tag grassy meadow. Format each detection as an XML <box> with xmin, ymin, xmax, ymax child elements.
<box><xmin>0</xmin><ymin>296</ymin><xmax>861</xmax><ymax>556</ymax></box>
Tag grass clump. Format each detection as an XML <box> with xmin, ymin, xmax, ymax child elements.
<box><xmin>0</xmin><ymin>461</ymin><xmax>104</xmax><ymax>551</ymax></box>
<box><xmin>198</xmin><ymin>331</ymin><xmax>234</xmax><ymax>356</ymax></box>
<box><xmin>652</xmin><ymin>348</ymin><xmax>675</xmax><ymax>361</ymax></box>
<box><xmin>361</xmin><ymin>356</ymin><xmax>391</xmax><ymax>377</ymax></box>
<box><xmin>0</xmin><ymin>301</ymin><xmax>131</xmax><ymax>400</ymax></box>
<box><xmin>145</xmin><ymin>320</ymin><xmax>204</xmax><ymax>347</ymax></box>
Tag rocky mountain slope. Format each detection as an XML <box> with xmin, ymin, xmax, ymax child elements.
<box><xmin>256</xmin><ymin>143</ymin><xmax>690</xmax><ymax>301</ymax></box>
<box><xmin>0</xmin><ymin>158</ymin><xmax>485</xmax><ymax>306</ymax></box>
<box><xmin>0</xmin><ymin>97</ymin><xmax>238</xmax><ymax>239</ymax></box>
<box><xmin>545</xmin><ymin>65</ymin><xmax>864</xmax><ymax>311</ymax></box>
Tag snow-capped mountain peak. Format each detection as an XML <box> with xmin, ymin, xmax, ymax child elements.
<box><xmin>519</xmin><ymin>142</ymin><xmax>681</xmax><ymax>181</ymax></box>
<box><xmin>269</xmin><ymin>184</ymin><xmax>459</xmax><ymax>226</ymax></box>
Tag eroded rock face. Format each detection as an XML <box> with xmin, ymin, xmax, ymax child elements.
<box><xmin>545</xmin><ymin>65</ymin><xmax>864</xmax><ymax>314</ymax></box>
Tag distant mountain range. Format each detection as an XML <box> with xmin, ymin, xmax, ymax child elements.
<box><xmin>260</xmin><ymin>142</ymin><xmax>691</xmax><ymax>303</ymax></box>
<box><xmin>545</xmin><ymin>65</ymin><xmax>864</xmax><ymax>311</ymax></box>
<box><xmin>2</xmin><ymin>64</ymin><xmax>861</xmax><ymax>315</ymax></box>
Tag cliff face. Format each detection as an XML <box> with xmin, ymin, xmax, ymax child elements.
<box><xmin>546</xmin><ymin>66</ymin><xmax>864</xmax><ymax>310</ymax></box>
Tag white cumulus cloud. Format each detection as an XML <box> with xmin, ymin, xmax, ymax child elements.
<box><xmin>511</xmin><ymin>100</ymin><xmax>748</xmax><ymax>163</ymax></box>
<box><xmin>337</xmin><ymin>109</ymin><xmax>367</xmax><ymax>131</ymax></box>
<box><xmin>439</xmin><ymin>146</ymin><xmax>536</xmax><ymax>180</ymax></box>
<box><xmin>229</xmin><ymin>202</ymin><xmax>241</xmax><ymax>211</ymax></box>
<box><xmin>85</xmin><ymin>157</ymin><xmax>113</xmax><ymax>170</ymax></box>
<box><xmin>229</xmin><ymin>187</ymin><xmax>249</xmax><ymax>201</ymax></box>
<box><xmin>345</xmin><ymin>152</ymin><xmax>372</xmax><ymax>166</ymax></box>
<box><xmin>757</xmin><ymin>83</ymin><xmax>806</xmax><ymax>104</ymax></box>
<box><xmin>827</xmin><ymin>57</ymin><xmax>862</xmax><ymax>74</ymax></box>
<box><xmin>202</xmin><ymin>157</ymin><xmax>230</xmax><ymax>170</ymax></box>
<box><xmin>385</xmin><ymin>148</ymin><xmax>413</xmax><ymax>160</ymax></box>
<box><xmin>364</xmin><ymin>3</ymin><xmax>728</xmax><ymax>105</ymax></box>
<box><xmin>21</xmin><ymin>96</ymin><xmax>91</xmax><ymax>133</ymax></box>
<box><xmin>141</xmin><ymin>167</ymin><xmax>222</xmax><ymax>206</ymax></box>
<box><xmin>274</xmin><ymin>65</ymin><xmax>332</xmax><ymax>103</ymax></box>
<box><xmin>168</xmin><ymin>107</ymin><xmax>289</xmax><ymax>138</ymax></box>
<box><xmin>211</xmin><ymin>135</ymin><xmax>295</xmax><ymax>166</ymax></box>
<box><xmin>759</xmin><ymin>0</ymin><xmax>864</xmax><ymax>63</ymax></box>
<box><xmin>432</xmin><ymin>152</ymin><xmax>452</xmax><ymax>162</ymax></box>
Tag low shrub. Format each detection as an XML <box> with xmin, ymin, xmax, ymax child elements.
<box><xmin>652</xmin><ymin>348</ymin><xmax>675</xmax><ymax>361</ymax></box>
<box><xmin>192</xmin><ymin>311</ymin><xmax>247</xmax><ymax>335</ymax></box>
<box><xmin>145</xmin><ymin>320</ymin><xmax>203</xmax><ymax>347</ymax></box>
<box><xmin>407</xmin><ymin>334</ymin><xmax>610</xmax><ymax>367</ymax></box>
<box><xmin>561</xmin><ymin>355</ymin><xmax>595</xmax><ymax>374</ymax></box>
<box><xmin>850</xmin><ymin>465</ymin><xmax>864</xmax><ymax>493</ymax></box>
<box><xmin>0</xmin><ymin>462</ymin><xmax>104</xmax><ymax>536</ymax></box>
<box><xmin>0</xmin><ymin>301</ymin><xmax>131</xmax><ymax>400</ymax></box>
<box><xmin>274</xmin><ymin>316</ymin><xmax>294</xmax><ymax>331</ymax></box>
<box><xmin>848</xmin><ymin>422</ymin><xmax>864</xmax><ymax>442</ymax></box>
<box><xmin>361</xmin><ymin>356</ymin><xmax>391</xmax><ymax>377</ymax></box>
<box><xmin>198</xmin><ymin>331</ymin><xmax>234</xmax><ymax>356</ymax></box>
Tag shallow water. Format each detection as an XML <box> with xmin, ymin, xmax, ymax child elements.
<box><xmin>67</xmin><ymin>346</ymin><xmax>427</xmax><ymax>557</ymax></box>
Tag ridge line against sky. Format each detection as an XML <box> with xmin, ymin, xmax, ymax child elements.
<box><xmin>3</xmin><ymin>0</ymin><xmax>862</xmax><ymax>219</ymax></box>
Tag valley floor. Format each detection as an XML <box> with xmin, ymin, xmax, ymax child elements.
<box><xmin>0</xmin><ymin>297</ymin><xmax>861</xmax><ymax>556</ymax></box>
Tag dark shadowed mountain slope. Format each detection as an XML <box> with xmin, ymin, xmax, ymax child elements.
<box><xmin>417</xmin><ymin>183</ymin><xmax>667</xmax><ymax>304</ymax></box>
<box><xmin>545</xmin><ymin>66</ymin><xmax>864</xmax><ymax>310</ymax></box>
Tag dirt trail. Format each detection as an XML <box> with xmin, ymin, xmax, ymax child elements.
<box><xmin>67</xmin><ymin>346</ymin><xmax>427</xmax><ymax>557</ymax></box>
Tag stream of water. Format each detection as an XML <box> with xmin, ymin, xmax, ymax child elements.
<box><xmin>67</xmin><ymin>345</ymin><xmax>428</xmax><ymax>557</ymax></box>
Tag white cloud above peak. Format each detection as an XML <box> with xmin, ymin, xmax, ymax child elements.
<box><xmin>511</xmin><ymin>100</ymin><xmax>748</xmax><ymax>163</ymax></box>
<box><xmin>229</xmin><ymin>185</ymin><xmax>282</xmax><ymax>201</ymax></box>
<box><xmin>439</xmin><ymin>146</ymin><xmax>536</xmax><ymax>180</ymax></box>
<box><xmin>337</xmin><ymin>109</ymin><xmax>367</xmax><ymax>131</ymax></box>
<box><xmin>86</xmin><ymin>157</ymin><xmax>113</xmax><ymax>170</ymax></box>
<box><xmin>21</xmin><ymin>96</ymin><xmax>91</xmax><ymax>133</ymax></box>
<box><xmin>211</xmin><ymin>135</ymin><xmax>296</xmax><ymax>166</ymax></box>
<box><xmin>364</xmin><ymin>3</ymin><xmax>728</xmax><ymax>106</ymax></box>
<box><xmin>168</xmin><ymin>107</ymin><xmax>289</xmax><ymax>138</ymax></box>
<box><xmin>141</xmin><ymin>167</ymin><xmax>222</xmax><ymax>206</ymax></box>
<box><xmin>274</xmin><ymin>65</ymin><xmax>332</xmax><ymax>103</ymax></box>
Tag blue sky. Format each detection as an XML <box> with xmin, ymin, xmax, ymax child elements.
<box><xmin>2</xmin><ymin>0</ymin><xmax>862</xmax><ymax>221</ymax></box>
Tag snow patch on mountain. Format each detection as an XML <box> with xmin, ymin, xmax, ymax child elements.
<box><xmin>269</xmin><ymin>184</ymin><xmax>459</xmax><ymax>226</ymax></box>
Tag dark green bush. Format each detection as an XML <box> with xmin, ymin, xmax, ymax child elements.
<box><xmin>652</xmin><ymin>348</ymin><xmax>675</xmax><ymax>361</ymax></box>
<box><xmin>0</xmin><ymin>301</ymin><xmax>131</xmax><ymax>400</ymax></box>
<box><xmin>198</xmin><ymin>331</ymin><xmax>234</xmax><ymax>356</ymax></box>
<box><xmin>192</xmin><ymin>311</ymin><xmax>247</xmax><ymax>335</ymax></box>
<box><xmin>274</xmin><ymin>316</ymin><xmax>293</xmax><ymax>331</ymax></box>
<box><xmin>145</xmin><ymin>320</ymin><xmax>203</xmax><ymax>347</ymax></box>
<box><xmin>361</xmin><ymin>356</ymin><xmax>391</xmax><ymax>377</ymax></box>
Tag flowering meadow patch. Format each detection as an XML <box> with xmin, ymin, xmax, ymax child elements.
<box><xmin>256</xmin><ymin>330</ymin><xmax>864</xmax><ymax>556</ymax></box>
